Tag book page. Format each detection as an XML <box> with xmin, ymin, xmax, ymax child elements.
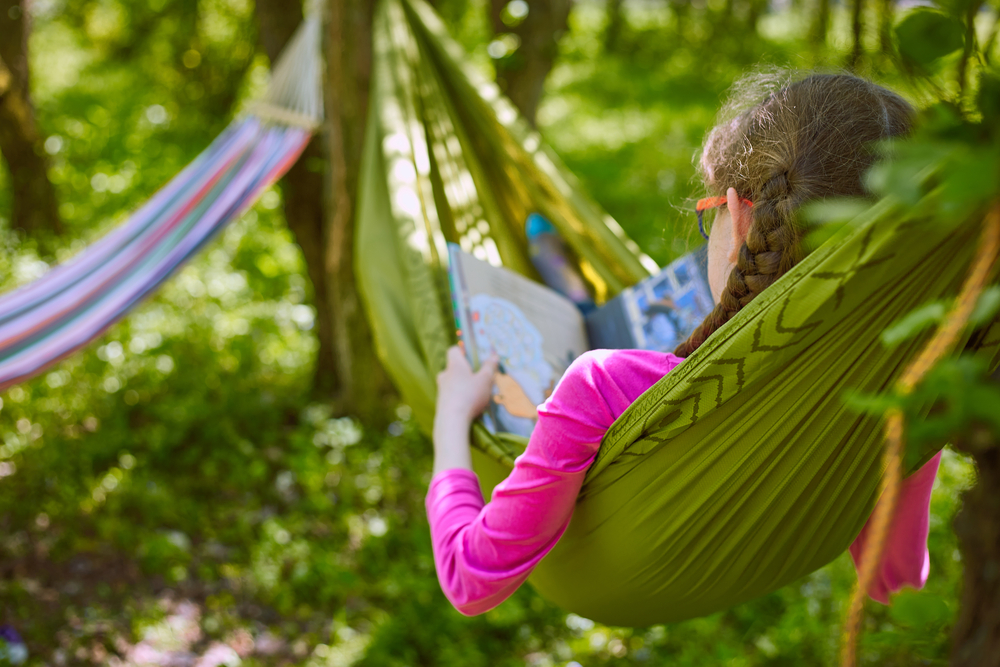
<box><xmin>452</xmin><ymin>248</ymin><xmax>588</xmax><ymax>437</ymax></box>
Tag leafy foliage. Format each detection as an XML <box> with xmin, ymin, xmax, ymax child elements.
<box><xmin>846</xmin><ymin>0</ymin><xmax>1000</xmax><ymax>476</ymax></box>
<box><xmin>894</xmin><ymin>8</ymin><xmax>965</xmax><ymax>73</ymax></box>
<box><xmin>0</xmin><ymin>0</ymin><xmax>996</xmax><ymax>665</ymax></box>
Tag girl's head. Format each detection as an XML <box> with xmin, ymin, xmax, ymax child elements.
<box><xmin>676</xmin><ymin>73</ymin><xmax>914</xmax><ymax>358</ymax></box>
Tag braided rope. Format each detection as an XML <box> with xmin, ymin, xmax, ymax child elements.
<box><xmin>840</xmin><ymin>203</ymin><xmax>1000</xmax><ymax>667</ymax></box>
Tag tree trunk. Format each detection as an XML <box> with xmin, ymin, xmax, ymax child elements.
<box><xmin>670</xmin><ymin>0</ymin><xmax>692</xmax><ymax>37</ymax></box>
<box><xmin>255</xmin><ymin>0</ymin><xmax>393</xmax><ymax>424</ymax></box>
<box><xmin>488</xmin><ymin>0</ymin><xmax>572</xmax><ymax>126</ymax></box>
<box><xmin>876</xmin><ymin>0</ymin><xmax>893</xmax><ymax>56</ymax></box>
<box><xmin>604</xmin><ymin>0</ymin><xmax>624</xmax><ymax>53</ymax></box>
<box><xmin>323</xmin><ymin>0</ymin><xmax>394</xmax><ymax>424</ymax></box>
<box><xmin>949</xmin><ymin>362</ymin><xmax>1000</xmax><ymax>666</ymax></box>
<box><xmin>809</xmin><ymin>0</ymin><xmax>830</xmax><ymax>48</ymax></box>
<box><xmin>950</xmin><ymin>428</ymin><xmax>1000</xmax><ymax>664</ymax></box>
<box><xmin>747</xmin><ymin>0</ymin><xmax>767</xmax><ymax>32</ymax></box>
<box><xmin>256</xmin><ymin>0</ymin><xmax>338</xmax><ymax>400</ymax></box>
<box><xmin>847</xmin><ymin>0</ymin><xmax>864</xmax><ymax>71</ymax></box>
<box><xmin>0</xmin><ymin>0</ymin><xmax>62</xmax><ymax>241</ymax></box>
<box><xmin>721</xmin><ymin>0</ymin><xmax>735</xmax><ymax>23</ymax></box>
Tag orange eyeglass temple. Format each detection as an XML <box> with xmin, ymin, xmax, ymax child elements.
<box><xmin>695</xmin><ymin>196</ymin><xmax>753</xmax><ymax>240</ymax></box>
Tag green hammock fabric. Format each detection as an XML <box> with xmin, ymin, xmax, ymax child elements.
<box><xmin>356</xmin><ymin>0</ymin><xmax>1000</xmax><ymax>626</ymax></box>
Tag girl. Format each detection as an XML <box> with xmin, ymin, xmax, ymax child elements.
<box><xmin>428</xmin><ymin>73</ymin><xmax>940</xmax><ymax>616</ymax></box>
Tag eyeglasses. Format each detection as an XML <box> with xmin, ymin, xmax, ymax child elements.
<box><xmin>696</xmin><ymin>196</ymin><xmax>754</xmax><ymax>241</ymax></box>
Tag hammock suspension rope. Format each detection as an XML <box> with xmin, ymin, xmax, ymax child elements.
<box><xmin>841</xmin><ymin>203</ymin><xmax>1000</xmax><ymax>667</ymax></box>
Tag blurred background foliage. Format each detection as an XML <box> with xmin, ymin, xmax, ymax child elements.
<box><xmin>0</xmin><ymin>0</ymin><xmax>998</xmax><ymax>665</ymax></box>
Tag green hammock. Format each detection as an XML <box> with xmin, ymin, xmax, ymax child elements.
<box><xmin>356</xmin><ymin>0</ymin><xmax>1000</xmax><ymax>626</ymax></box>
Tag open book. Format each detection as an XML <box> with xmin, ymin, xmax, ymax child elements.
<box><xmin>447</xmin><ymin>243</ymin><xmax>713</xmax><ymax>437</ymax></box>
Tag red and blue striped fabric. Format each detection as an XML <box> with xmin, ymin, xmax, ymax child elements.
<box><xmin>0</xmin><ymin>117</ymin><xmax>311</xmax><ymax>391</ymax></box>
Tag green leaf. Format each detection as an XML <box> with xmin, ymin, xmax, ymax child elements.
<box><xmin>800</xmin><ymin>199</ymin><xmax>871</xmax><ymax>253</ymax></box>
<box><xmin>971</xmin><ymin>286</ymin><xmax>1000</xmax><ymax>326</ymax></box>
<box><xmin>895</xmin><ymin>9</ymin><xmax>965</xmax><ymax>71</ymax></box>
<box><xmin>968</xmin><ymin>384</ymin><xmax>1000</xmax><ymax>432</ymax></box>
<box><xmin>800</xmin><ymin>198</ymin><xmax>871</xmax><ymax>225</ymax></box>
<box><xmin>939</xmin><ymin>148</ymin><xmax>1000</xmax><ymax>210</ymax></box>
<box><xmin>864</xmin><ymin>140</ymin><xmax>947</xmax><ymax>205</ymax></box>
<box><xmin>976</xmin><ymin>73</ymin><xmax>1000</xmax><ymax>124</ymax></box>
<box><xmin>881</xmin><ymin>302</ymin><xmax>947</xmax><ymax>347</ymax></box>
<box><xmin>843</xmin><ymin>390</ymin><xmax>903</xmax><ymax>415</ymax></box>
<box><xmin>803</xmin><ymin>224</ymin><xmax>842</xmax><ymax>254</ymax></box>
<box><xmin>888</xmin><ymin>590</ymin><xmax>952</xmax><ymax>628</ymax></box>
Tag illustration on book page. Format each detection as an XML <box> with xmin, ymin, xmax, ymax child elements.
<box><xmin>469</xmin><ymin>294</ymin><xmax>560</xmax><ymax>437</ymax></box>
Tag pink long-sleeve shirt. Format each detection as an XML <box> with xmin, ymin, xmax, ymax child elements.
<box><xmin>426</xmin><ymin>349</ymin><xmax>941</xmax><ymax>615</ymax></box>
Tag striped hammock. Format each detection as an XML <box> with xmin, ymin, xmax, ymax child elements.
<box><xmin>0</xmin><ymin>19</ymin><xmax>322</xmax><ymax>393</ymax></box>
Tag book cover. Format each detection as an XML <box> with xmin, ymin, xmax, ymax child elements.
<box><xmin>586</xmin><ymin>245</ymin><xmax>713</xmax><ymax>353</ymax></box>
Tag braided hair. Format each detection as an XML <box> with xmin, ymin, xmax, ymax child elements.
<box><xmin>674</xmin><ymin>73</ymin><xmax>914</xmax><ymax>358</ymax></box>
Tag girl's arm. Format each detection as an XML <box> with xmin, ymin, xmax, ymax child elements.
<box><xmin>428</xmin><ymin>347</ymin><xmax>608</xmax><ymax>615</ymax></box>
<box><xmin>428</xmin><ymin>347</ymin><xmax>680</xmax><ymax>615</ymax></box>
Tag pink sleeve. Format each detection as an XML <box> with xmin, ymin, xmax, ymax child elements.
<box><xmin>849</xmin><ymin>451</ymin><xmax>942</xmax><ymax>604</ymax></box>
<box><xmin>426</xmin><ymin>350</ymin><xmax>680</xmax><ymax>616</ymax></box>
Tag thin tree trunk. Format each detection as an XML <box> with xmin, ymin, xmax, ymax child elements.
<box><xmin>488</xmin><ymin>0</ymin><xmax>573</xmax><ymax>127</ymax></box>
<box><xmin>950</xmin><ymin>440</ymin><xmax>1000</xmax><ymax>667</ymax></box>
<box><xmin>670</xmin><ymin>0</ymin><xmax>691</xmax><ymax>37</ymax></box>
<box><xmin>255</xmin><ymin>0</ymin><xmax>393</xmax><ymax>422</ymax></box>
<box><xmin>604</xmin><ymin>0</ymin><xmax>624</xmax><ymax>53</ymax></box>
<box><xmin>809</xmin><ymin>0</ymin><xmax>830</xmax><ymax>48</ymax></box>
<box><xmin>721</xmin><ymin>0</ymin><xmax>735</xmax><ymax>23</ymax></box>
<box><xmin>847</xmin><ymin>0</ymin><xmax>865</xmax><ymax>71</ymax></box>
<box><xmin>0</xmin><ymin>0</ymin><xmax>61</xmax><ymax>241</ymax></box>
<box><xmin>747</xmin><ymin>0</ymin><xmax>767</xmax><ymax>31</ymax></box>
<box><xmin>949</xmin><ymin>364</ymin><xmax>1000</xmax><ymax>666</ymax></box>
<box><xmin>876</xmin><ymin>0</ymin><xmax>893</xmax><ymax>56</ymax></box>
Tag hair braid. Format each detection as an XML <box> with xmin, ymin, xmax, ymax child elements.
<box><xmin>674</xmin><ymin>172</ymin><xmax>802</xmax><ymax>357</ymax></box>
<box><xmin>673</xmin><ymin>73</ymin><xmax>914</xmax><ymax>358</ymax></box>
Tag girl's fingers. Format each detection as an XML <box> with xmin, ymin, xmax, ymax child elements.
<box><xmin>477</xmin><ymin>354</ymin><xmax>499</xmax><ymax>378</ymax></box>
<box><xmin>446</xmin><ymin>345</ymin><xmax>465</xmax><ymax>367</ymax></box>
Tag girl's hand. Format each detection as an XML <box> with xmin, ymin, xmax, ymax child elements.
<box><xmin>432</xmin><ymin>346</ymin><xmax>498</xmax><ymax>475</ymax></box>
<box><xmin>435</xmin><ymin>346</ymin><xmax>499</xmax><ymax>425</ymax></box>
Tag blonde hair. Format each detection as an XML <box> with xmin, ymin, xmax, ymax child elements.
<box><xmin>675</xmin><ymin>73</ymin><xmax>914</xmax><ymax>358</ymax></box>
